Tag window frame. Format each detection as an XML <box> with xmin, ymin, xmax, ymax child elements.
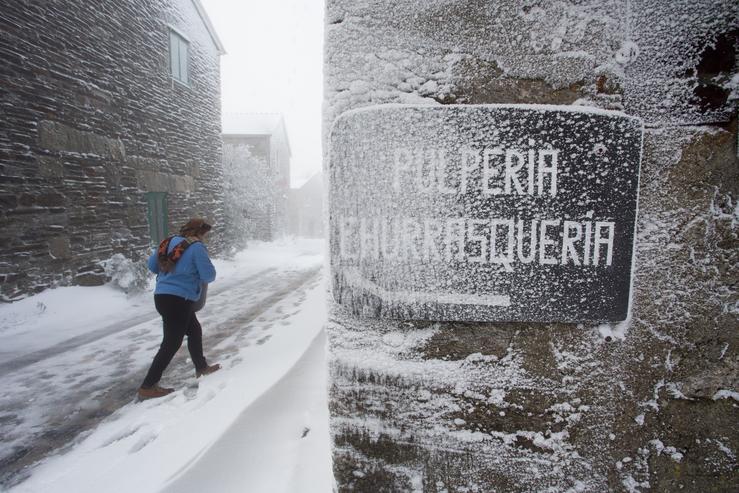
<box><xmin>168</xmin><ymin>26</ymin><xmax>190</xmax><ymax>87</ymax></box>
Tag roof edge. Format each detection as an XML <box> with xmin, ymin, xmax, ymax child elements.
<box><xmin>222</xmin><ymin>113</ymin><xmax>292</xmax><ymax>157</ymax></box>
<box><xmin>275</xmin><ymin>117</ymin><xmax>292</xmax><ymax>158</ymax></box>
<box><xmin>191</xmin><ymin>0</ymin><xmax>226</xmax><ymax>55</ymax></box>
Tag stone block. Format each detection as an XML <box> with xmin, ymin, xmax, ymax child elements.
<box><xmin>36</xmin><ymin>193</ymin><xmax>65</xmax><ymax>207</ymax></box>
<box><xmin>0</xmin><ymin>194</ymin><xmax>17</xmax><ymax>209</ymax></box>
<box><xmin>136</xmin><ymin>170</ymin><xmax>195</xmax><ymax>193</ymax></box>
<box><xmin>38</xmin><ymin>120</ymin><xmax>126</xmax><ymax>160</ymax></box>
<box><xmin>38</xmin><ymin>156</ymin><xmax>64</xmax><ymax>179</ymax></box>
<box><xmin>18</xmin><ymin>193</ymin><xmax>35</xmax><ymax>207</ymax></box>
<box><xmin>48</xmin><ymin>236</ymin><xmax>71</xmax><ymax>260</ymax></box>
<box><xmin>74</xmin><ymin>272</ymin><xmax>106</xmax><ymax>287</ymax></box>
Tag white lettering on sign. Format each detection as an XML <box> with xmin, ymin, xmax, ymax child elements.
<box><xmin>338</xmin><ymin>216</ymin><xmax>616</xmax><ymax>269</ymax></box>
<box><xmin>341</xmin><ymin>143</ymin><xmax>621</xmax><ymax>272</ymax></box>
<box><xmin>393</xmin><ymin>146</ymin><xmax>559</xmax><ymax>196</ymax></box>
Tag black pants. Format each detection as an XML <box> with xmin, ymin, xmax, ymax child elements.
<box><xmin>141</xmin><ymin>294</ymin><xmax>209</xmax><ymax>388</ymax></box>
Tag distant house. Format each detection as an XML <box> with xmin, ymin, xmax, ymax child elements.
<box><xmin>0</xmin><ymin>0</ymin><xmax>226</xmax><ymax>300</ymax></box>
<box><xmin>288</xmin><ymin>172</ymin><xmax>324</xmax><ymax>238</ymax></box>
<box><xmin>222</xmin><ymin>114</ymin><xmax>291</xmax><ymax>242</ymax></box>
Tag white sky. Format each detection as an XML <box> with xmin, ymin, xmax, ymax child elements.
<box><xmin>200</xmin><ymin>0</ymin><xmax>324</xmax><ymax>188</ymax></box>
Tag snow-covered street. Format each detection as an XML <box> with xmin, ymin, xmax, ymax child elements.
<box><xmin>0</xmin><ymin>239</ymin><xmax>333</xmax><ymax>492</ymax></box>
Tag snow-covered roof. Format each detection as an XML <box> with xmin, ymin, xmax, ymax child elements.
<box><xmin>192</xmin><ymin>0</ymin><xmax>226</xmax><ymax>55</ymax></box>
<box><xmin>222</xmin><ymin>113</ymin><xmax>284</xmax><ymax>135</ymax></box>
<box><xmin>299</xmin><ymin>172</ymin><xmax>323</xmax><ymax>191</ymax></box>
<box><xmin>222</xmin><ymin>113</ymin><xmax>291</xmax><ymax>157</ymax></box>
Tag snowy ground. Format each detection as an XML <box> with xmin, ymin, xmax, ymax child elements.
<box><xmin>0</xmin><ymin>239</ymin><xmax>333</xmax><ymax>493</ymax></box>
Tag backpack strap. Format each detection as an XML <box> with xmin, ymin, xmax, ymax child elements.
<box><xmin>157</xmin><ymin>236</ymin><xmax>200</xmax><ymax>273</ymax></box>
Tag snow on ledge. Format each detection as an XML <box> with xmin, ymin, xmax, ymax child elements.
<box><xmin>712</xmin><ymin>389</ymin><xmax>739</xmax><ymax>402</ymax></box>
<box><xmin>330</xmin><ymin>102</ymin><xmax>643</xmax><ymax>135</ymax></box>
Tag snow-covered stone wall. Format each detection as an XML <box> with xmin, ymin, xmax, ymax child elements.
<box><xmin>324</xmin><ymin>1</ymin><xmax>737</xmax><ymax>491</ymax></box>
<box><xmin>0</xmin><ymin>0</ymin><xmax>225</xmax><ymax>300</ymax></box>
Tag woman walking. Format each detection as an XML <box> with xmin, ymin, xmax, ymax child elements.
<box><xmin>138</xmin><ymin>218</ymin><xmax>221</xmax><ymax>400</ymax></box>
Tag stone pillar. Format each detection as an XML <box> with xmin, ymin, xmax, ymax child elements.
<box><xmin>324</xmin><ymin>1</ymin><xmax>737</xmax><ymax>491</ymax></box>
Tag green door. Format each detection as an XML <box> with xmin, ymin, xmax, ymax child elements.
<box><xmin>146</xmin><ymin>192</ymin><xmax>168</xmax><ymax>246</ymax></box>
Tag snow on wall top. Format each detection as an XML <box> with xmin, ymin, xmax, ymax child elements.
<box><xmin>324</xmin><ymin>0</ymin><xmax>738</xmax><ymax>126</ymax></box>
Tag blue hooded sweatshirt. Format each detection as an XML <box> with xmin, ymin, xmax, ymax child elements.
<box><xmin>148</xmin><ymin>236</ymin><xmax>216</xmax><ymax>301</ymax></box>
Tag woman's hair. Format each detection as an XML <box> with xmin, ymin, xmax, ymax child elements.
<box><xmin>179</xmin><ymin>218</ymin><xmax>212</xmax><ymax>238</ymax></box>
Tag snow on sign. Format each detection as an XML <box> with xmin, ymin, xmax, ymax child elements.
<box><xmin>329</xmin><ymin>104</ymin><xmax>643</xmax><ymax>323</ymax></box>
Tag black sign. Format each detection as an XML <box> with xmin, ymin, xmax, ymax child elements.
<box><xmin>329</xmin><ymin>105</ymin><xmax>643</xmax><ymax>322</ymax></box>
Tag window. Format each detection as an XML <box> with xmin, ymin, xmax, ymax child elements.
<box><xmin>146</xmin><ymin>192</ymin><xmax>168</xmax><ymax>245</ymax></box>
<box><xmin>169</xmin><ymin>29</ymin><xmax>189</xmax><ymax>85</ymax></box>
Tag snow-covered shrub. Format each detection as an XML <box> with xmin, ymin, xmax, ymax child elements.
<box><xmin>102</xmin><ymin>253</ymin><xmax>150</xmax><ymax>294</ymax></box>
<box><xmin>222</xmin><ymin>142</ymin><xmax>273</xmax><ymax>250</ymax></box>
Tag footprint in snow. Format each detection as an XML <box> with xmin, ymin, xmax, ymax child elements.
<box><xmin>256</xmin><ymin>335</ymin><xmax>272</xmax><ymax>345</ymax></box>
<box><xmin>189</xmin><ymin>389</ymin><xmax>218</xmax><ymax>411</ymax></box>
<box><xmin>99</xmin><ymin>425</ymin><xmax>142</xmax><ymax>448</ymax></box>
<box><xmin>183</xmin><ymin>382</ymin><xmax>199</xmax><ymax>400</ymax></box>
<box><xmin>128</xmin><ymin>430</ymin><xmax>158</xmax><ymax>453</ymax></box>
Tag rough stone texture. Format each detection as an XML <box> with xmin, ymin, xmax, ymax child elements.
<box><xmin>0</xmin><ymin>0</ymin><xmax>225</xmax><ymax>300</ymax></box>
<box><xmin>324</xmin><ymin>1</ymin><xmax>738</xmax><ymax>491</ymax></box>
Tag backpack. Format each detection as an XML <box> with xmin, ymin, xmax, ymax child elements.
<box><xmin>157</xmin><ymin>236</ymin><xmax>199</xmax><ymax>273</ymax></box>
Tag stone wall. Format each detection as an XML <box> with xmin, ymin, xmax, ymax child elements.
<box><xmin>270</xmin><ymin>129</ymin><xmax>292</xmax><ymax>240</ymax></box>
<box><xmin>324</xmin><ymin>1</ymin><xmax>737</xmax><ymax>491</ymax></box>
<box><xmin>288</xmin><ymin>172</ymin><xmax>323</xmax><ymax>238</ymax></box>
<box><xmin>0</xmin><ymin>0</ymin><xmax>224</xmax><ymax>300</ymax></box>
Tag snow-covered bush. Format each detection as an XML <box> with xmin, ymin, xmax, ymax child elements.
<box><xmin>222</xmin><ymin>142</ymin><xmax>273</xmax><ymax>250</ymax></box>
<box><xmin>102</xmin><ymin>253</ymin><xmax>150</xmax><ymax>294</ymax></box>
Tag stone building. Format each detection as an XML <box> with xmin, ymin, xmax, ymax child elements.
<box><xmin>325</xmin><ymin>1</ymin><xmax>737</xmax><ymax>492</ymax></box>
<box><xmin>222</xmin><ymin>113</ymin><xmax>291</xmax><ymax>242</ymax></box>
<box><xmin>287</xmin><ymin>172</ymin><xmax>324</xmax><ymax>238</ymax></box>
<box><xmin>0</xmin><ymin>0</ymin><xmax>226</xmax><ymax>301</ymax></box>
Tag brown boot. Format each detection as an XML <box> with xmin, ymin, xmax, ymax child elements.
<box><xmin>138</xmin><ymin>384</ymin><xmax>174</xmax><ymax>400</ymax></box>
<box><xmin>196</xmin><ymin>363</ymin><xmax>221</xmax><ymax>378</ymax></box>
